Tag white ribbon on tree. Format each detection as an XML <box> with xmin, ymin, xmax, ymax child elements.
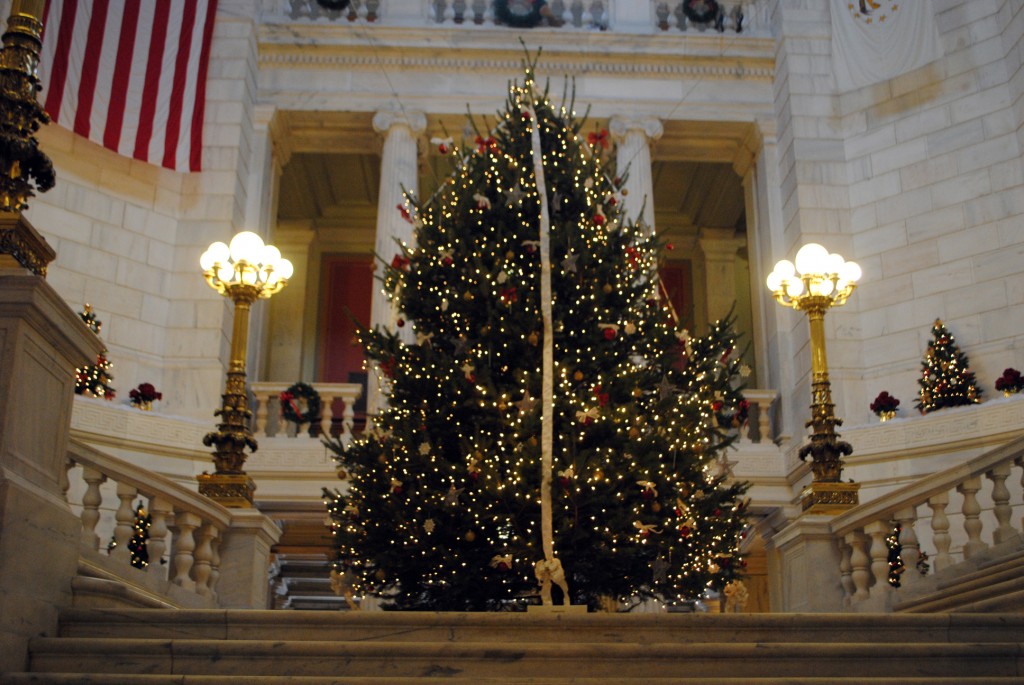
<box><xmin>524</xmin><ymin>86</ymin><xmax>567</xmax><ymax>605</ymax></box>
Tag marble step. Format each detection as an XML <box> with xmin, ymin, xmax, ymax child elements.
<box><xmin>57</xmin><ymin>608</ymin><xmax>1024</xmax><ymax>644</ymax></box>
<box><xmin>4</xmin><ymin>676</ymin><xmax>1024</xmax><ymax>685</ymax></box>
<box><xmin>898</xmin><ymin>554</ymin><xmax>1024</xmax><ymax>613</ymax></box>
<box><xmin>24</xmin><ymin>638</ymin><xmax>1024</xmax><ymax>680</ymax></box>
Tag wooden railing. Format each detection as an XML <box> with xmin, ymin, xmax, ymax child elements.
<box><xmin>830</xmin><ymin>436</ymin><xmax>1024</xmax><ymax>609</ymax></box>
<box><xmin>65</xmin><ymin>439</ymin><xmax>232</xmax><ymax>606</ymax></box>
<box><xmin>251</xmin><ymin>382</ymin><xmax>363</xmax><ymax>439</ymax></box>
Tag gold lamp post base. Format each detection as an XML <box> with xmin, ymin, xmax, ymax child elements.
<box><xmin>801</xmin><ymin>481</ymin><xmax>860</xmax><ymax>514</ymax></box>
<box><xmin>197</xmin><ymin>472</ymin><xmax>255</xmax><ymax>508</ymax></box>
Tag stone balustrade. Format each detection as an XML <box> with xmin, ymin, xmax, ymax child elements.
<box><xmin>251</xmin><ymin>382</ymin><xmax>363</xmax><ymax>439</ymax></box>
<box><xmin>65</xmin><ymin>439</ymin><xmax>233</xmax><ymax>607</ymax></box>
<box><xmin>267</xmin><ymin>0</ymin><xmax>767</xmax><ymax>34</ymax></box>
<box><xmin>830</xmin><ymin>436</ymin><xmax>1024</xmax><ymax>611</ymax></box>
<box><xmin>735</xmin><ymin>388</ymin><xmax>777</xmax><ymax>445</ymax></box>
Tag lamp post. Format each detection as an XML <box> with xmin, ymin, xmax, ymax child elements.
<box><xmin>197</xmin><ymin>231</ymin><xmax>293</xmax><ymax>507</ymax></box>
<box><xmin>766</xmin><ymin>243</ymin><xmax>862</xmax><ymax>513</ymax></box>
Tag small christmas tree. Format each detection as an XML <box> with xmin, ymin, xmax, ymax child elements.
<box><xmin>886</xmin><ymin>523</ymin><xmax>905</xmax><ymax>588</ymax></box>
<box><xmin>128</xmin><ymin>503</ymin><xmax>151</xmax><ymax>569</ymax></box>
<box><xmin>76</xmin><ymin>305</ymin><xmax>116</xmax><ymax>399</ymax></box>
<box><xmin>915</xmin><ymin>319</ymin><xmax>980</xmax><ymax>413</ymax></box>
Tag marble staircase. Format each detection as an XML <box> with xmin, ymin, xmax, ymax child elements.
<box><xmin>3</xmin><ymin>609</ymin><xmax>1024</xmax><ymax>683</ymax></box>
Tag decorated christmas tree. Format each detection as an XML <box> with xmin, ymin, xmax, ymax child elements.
<box><xmin>75</xmin><ymin>304</ymin><xmax>116</xmax><ymax>400</ymax></box>
<box><xmin>915</xmin><ymin>319</ymin><xmax>981</xmax><ymax>414</ymax></box>
<box><xmin>128</xmin><ymin>502</ymin><xmax>152</xmax><ymax>569</ymax></box>
<box><xmin>324</xmin><ymin>56</ymin><xmax>749</xmax><ymax>611</ymax></box>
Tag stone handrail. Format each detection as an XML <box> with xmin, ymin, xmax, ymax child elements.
<box><xmin>830</xmin><ymin>436</ymin><xmax>1024</xmax><ymax>608</ymax></box>
<box><xmin>251</xmin><ymin>382</ymin><xmax>363</xmax><ymax>438</ymax></box>
<box><xmin>266</xmin><ymin>0</ymin><xmax>766</xmax><ymax>34</ymax></box>
<box><xmin>65</xmin><ymin>438</ymin><xmax>232</xmax><ymax>606</ymax></box>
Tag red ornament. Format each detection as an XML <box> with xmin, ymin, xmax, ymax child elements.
<box><xmin>469</xmin><ymin>471</ymin><xmax>480</xmax><ymax>483</ymax></box>
<box><xmin>396</xmin><ymin>204</ymin><xmax>413</xmax><ymax>223</ymax></box>
<box><xmin>593</xmin><ymin>213</ymin><xmax>606</xmax><ymax>226</ymax></box>
<box><xmin>603</xmin><ymin>327</ymin><xmax>617</xmax><ymax>341</ymax></box>
<box><xmin>396</xmin><ymin>318</ymin><xmax>405</xmax><ymax>327</ymax></box>
<box><xmin>475</xmin><ymin>136</ymin><xmax>498</xmax><ymax>154</ymax></box>
<box><xmin>496</xmin><ymin>560</ymin><xmax>510</xmax><ymax>571</ymax></box>
<box><xmin>391</xmin><ymin>254</ymin><xmax>410</xmax><ymax>271</ymax></box>
<box><xmin>625</xmin><ymin>246</ymin><xmax>641</xmax><ymax>268</ymax></box>
<box><xmin>522</xmin><ymin>110</ymin><xmax>531</xmax><ymax>120</ymax></box>
<box><xmin>380</xmin><ymin>358</ymin><xmax>396</xmax><ymax>378</ymax></box>
<box><xmin>712</xmin><ymin>400</ymin><xmax>723</xmax><ymax>412</ymax></box>
<box><xmin>712</xmin><ymin>508</ymin><xmax>721</xmax><ymax>517</ymax></box>
<box><xmin>607</xmin><ymin>196</ymin><xmax>618</xmax><ymax>206</ymax></box>
<box><xmin>587</xmin><ymin>129</ymin><xmax>610</xmax><ymax>149</ymax></box>
<box><xmin>392</xmin><ymin>484</ymin><xmax>403</xmax><ymax>495</ymax></box>
<box><xmin>593</xmin><ymin>385</ymin><xmax>610</xmax><ymax>407</ymax></box>
<box><xmin>666</xmin><ymin>243</ymin><xmax>674</xmax><ymax>251</ymax></box>
<box><xmin>679</xmin><ymin>526</ymin><xmax>691</xmax><ymax>538</ymax></box>
<box><xmin>500</xmin><ymin>286</ymin><xmax>518</xmax><ymax>305</ymax></box>
<box><xmin>558</xmin><ymin>476</ymin><xmax>571</xmax><ymax>489</ymax></box>
<box><xmin>443</xmin><ymin>256</ymin><xmax>454</xmax><ymax>266</ymax></box>
<box><xmin>642</xmin><ymin>488</ymin><xmax>655</xmax><ymax>501</ymax></box>
<box><xmin>675</xmin><ymin>507</ymin><xmax>683</xmax><ymax>517</ymax></box>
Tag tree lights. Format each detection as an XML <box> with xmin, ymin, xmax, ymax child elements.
<box><xmin>197</xmin><ymin>231</ymin><xmax>292</xmax><ymax>507</ymax></box>
<box><xmin>766</xmin><ymin>243</ymin><xmax>862</xmax><ymax>512</ymax></box>
<box><xmin>323</xmin><ymin>60</ymin><xmax>750</xmax><ymax>611</ymax></box>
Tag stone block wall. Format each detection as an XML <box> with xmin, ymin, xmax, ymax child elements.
<box><xmin>19</xmin><ymin>7</ymin><xmax>263</xmax><ymax>421</ymax></box>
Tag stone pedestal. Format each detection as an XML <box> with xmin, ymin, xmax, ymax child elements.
<box><xmin>216</xmin><ymin>508</ymin><xmax>282</xmax><ymax>609</ymax></box>
<box><xmin>0</xmin><ymin>270</ymin><xmax>102</xmax><ymax>672</ymax></box>
<box><xmin>766</xmin><ymin>514</ymin><xmax>844</xmax><ymax>613</ymax></box>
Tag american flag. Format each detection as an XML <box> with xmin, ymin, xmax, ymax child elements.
<box><xmin>36</xmin><ymin>0</ymin><xmax>218</xmax><ymax>172</ymax></box>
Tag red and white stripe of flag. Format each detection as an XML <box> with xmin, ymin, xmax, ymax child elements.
<box><xmin>36</xmin><ymin>0</ymin><xmax>217</xmax><ymax>173</ymax></box>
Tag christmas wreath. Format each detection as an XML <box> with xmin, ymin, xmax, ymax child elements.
<box><xmin>280</xmin><ymin>382</ymin><xmax>322</xmax><ymax>427</ymax></box>
<box><xmin>682</xmin><ymin>0</ymin><xmax>720</xmax><ymax>24</ymax></box>
<box><xmin>494</xmin><ymin>0</ymin><xmax>546</xmax><ymax>28</ymax></box>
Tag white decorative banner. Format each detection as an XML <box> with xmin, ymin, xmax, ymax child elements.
<box><xmin>831</xmin><ymin>1</ymin><xmax>943</xmax><ymax>92</ymax></box>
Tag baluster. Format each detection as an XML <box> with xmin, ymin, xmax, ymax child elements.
<box><xmin>61</xmin><ymin>457</ymin><xmax>74</xmax><ymax>500</ymax></box>
<box><xmin>442</xmin><ymin>0</ymin><xmax>455</xmax><ymax>23</ymax></box>
<box><xmin>1017</xmin><ymin>456</ymin><xmax>1024</xmax><ymax>535</ymax></box>
<box><xmin>893</xmin><ymin>505</ymin><xmax>922</xmax><ymax>589</ymax></box>
<box><xmin>451</xmin><ymin>0</ymin><xmax>466</xmax><ymax>22</ymax></box>
<box><xmin>580</xmin><ymin>0</ymin><xmax>594</xmax><ymax>26</ymax></box>
<box><xmin>254</xmin><ymin>390</ymin><xmax>270</xmax><ymax>438</ymax></box>
<box><xmin>111</xmin><ymin>483</ymin><xmax>139</xmax><ymax>561</ymax></box>
<box><xmin>838</xmin><ymin>541</ymin><xmax>854</xmax><ymax>606</ymax></box>
<box><xmin>956</xmin><ymin>476</ymin><xmax>987</xmax><ymax>559</ymax></box>
<box><xmin>208</xmin><ymin>529</ymin><xmax>223</xmax><ymax>597</ymax></box>
<box><xmin>342</xmin><ymin>393</ymin><xmax>356</xmax><ymax>439</ymax></box>
<box><xmin>864</xmin><ymin>521</ymin><xmax>890</xmax><ymax>594</ymax></box>
<box><xmin>80</xmin><ymin>467</ymin><xmax>107</xmax><ymax>551</ymax></box>
<box><xmin>986</xmin><ymin>463</ymin><xmax>1018</xmax><ymax>545</ymax></box>
<box><xmin>757</xmin><ymin>399</ymin><xmax>772</xmax><ymax>444</ymax></box>
<box><xmin>927</xmin><ymin>492</ymin><xmax>953</xmax><ymax>571</ymax></box>
<box><xmin>170</xmin><ymin>511</ymin><xmax>201</xmax><ymax>591</ymax></box>
<box><xmin>148</xmin><ymin>496</ymin><xmax>173</xmax><ymax>577</ymax></box>
<box><xmin>844</xmin><ymin>531</ymin><xmax>870</xmax><ymax>601</ymax></box>
<box><xmin>561</xmin><ymin>0</ymin><xmax>577</xmax><ymax>26</ymax></box>
<box><xmin>323</xmin><ymin>392</ymin><xmax>337</xmax><ymax>438</ymax></box>
<box><xmin>193</xmin><ymin>523</ymin><xmax>218</xmax><ymax>598</ymax></box>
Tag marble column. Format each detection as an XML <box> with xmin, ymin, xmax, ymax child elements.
<box><xmin>608</xmin><ymin>116</ymin><xmax>663</xmax><ymax>232</ymax></box>
<box><xmin>368</xmin><ymin>110</ymin><xmax>426</xmax><ymax>418</ymax></box>
<box><xmin>698</xmin><ymin>227</ymin><xmax>745</xmax><ymax>325</ymax></box>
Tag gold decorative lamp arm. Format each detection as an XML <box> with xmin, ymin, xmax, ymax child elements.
<box><xmin>197</xmin><ymin>232</ymin><xmax>292</xmax><ymax>507</ymax></box>
<box><xmin>766</xmin><ymin>244</ymin><xmax>862</xmax><ymax>513</ymax></box>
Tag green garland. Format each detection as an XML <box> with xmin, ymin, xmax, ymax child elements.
<box><xmin>281</xmin><ymin>382</ymin><xmax>322</xmax><ymax>427</ymax></box>
<box><xmin>494</xmin><ymin>0</ymin><xmax>545</xmax><ymax>28</ymax></box>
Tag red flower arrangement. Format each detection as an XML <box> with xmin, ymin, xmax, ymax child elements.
<box><xmin>995</xmin><ymin>368</ymin><xmax>1023</xmax><ymax>394</ymax></box>
<box><xmin>129</xmin><ymin>382</ymin><xmax>162</xmax><ymax>408</ymax></box>
<box><xmin>870</xmin><ymin>391</ymin><xmax>900</xmax><ymax>417</ymax></box>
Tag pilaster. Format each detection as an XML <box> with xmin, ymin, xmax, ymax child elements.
<box><xmin>698</xmin><ymin>227</ymin><xmax>745</xmax><ymax>324</ymax></box>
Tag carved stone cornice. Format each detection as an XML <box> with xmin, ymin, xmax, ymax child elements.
<box><xmin>0</xmin><ymin>211</ymin><xmax>55</xmax><ymax>276</ymax></box>
<box><xmin>257</xmin><ymin>29</ymin><xmax>774</xmax><ymax>82</ymax></box>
